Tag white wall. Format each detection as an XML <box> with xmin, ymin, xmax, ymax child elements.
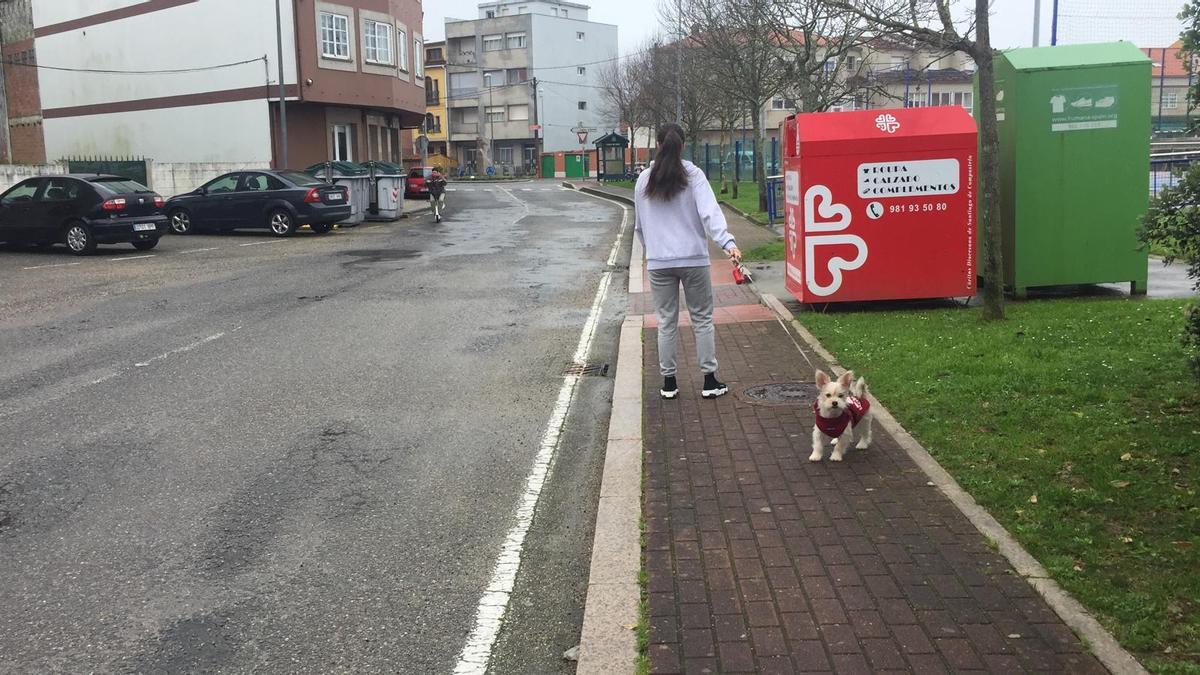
<box><xmin>150</xmin><ymin>161</ymin><xmax>272</xmax><ymax>199</ymax></box>
<box><xmin>0</xmin><ymin>163</ymin><xmax>67</xmax><ymax>193</ymax></box>
<box><xmin>44</xmin><ymin>100</ymin><xmax>274</xmax><ymax>164</ymax></box>
<box><xmin>530</xmin><ymin>14</ymin><xmax>618</xmax><ymax>152</ymax></box>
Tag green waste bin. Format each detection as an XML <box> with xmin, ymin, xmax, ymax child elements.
<box><xmin>304</xmin><ymin>161</ymin><xmax>371</xmax><ymax>226</ymax></box>
<box><xmin>985</xmin><ymin>42</ymin><xmax>1151</xmax><ymax>296</ymax></box>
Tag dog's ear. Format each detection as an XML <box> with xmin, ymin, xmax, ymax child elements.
<box><xmin>838</xmin><ymin>371</ymin><xmax>854</xmax><ymax>388</ymax></box>
<box><xmin>815</xmin><ymin>369</ymin><xmax>830</xmax><ymax>387</ymax></box>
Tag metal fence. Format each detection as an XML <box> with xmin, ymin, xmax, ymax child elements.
<box><xmin>64</xmin><ymin>156</ymin><xmax>149</xmax><ymax>185</ymax></box>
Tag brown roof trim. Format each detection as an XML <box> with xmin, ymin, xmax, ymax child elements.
<box><xmin>44</xmin><ymin>84</ymin><xmax>301</xmax><ymax>119</ymax></box>
<box><xmin>34</xmin><ymin>0</ymin><xmax>199</xmax><ymax>38</ymax></box>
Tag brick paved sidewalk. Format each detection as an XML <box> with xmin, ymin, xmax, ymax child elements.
<box><xmin>637</xmin><ymin>275</ymin><xmax>1107</xmax><ymax>672</ymax></box>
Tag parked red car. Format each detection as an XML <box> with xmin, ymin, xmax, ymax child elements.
<box><xmin>405</xmin><ymin>167</ymin><xmax>436</xmax><ymax>198</ymax></box>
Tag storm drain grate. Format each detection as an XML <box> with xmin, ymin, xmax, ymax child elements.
<box><xmin>563</xmin><ymin>362</ymin><xmax>610</xmax><ymax>377</ymax></box>
<box><xmin>739</xmin><ymin>382</ymin><xmax>820</xmax><ymax>406</ymax></box>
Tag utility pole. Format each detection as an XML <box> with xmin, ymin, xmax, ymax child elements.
<box><xmin>675</xmin><ymin>0</ymin><xmax>683</xmax><ymax>124</ymax></box>
<box><xmin>1050</xmin><ymin>0</ymin><xmax>1060</xmax><ymax>46</ymax></box>
<box><xmin>274</xmin><ymin>0</ymin><xmax>289</xmax><ymax>168</ymax></box>
<box><xmin>0</xmin><ymin>16</ymin><xmax>10</xmax><ymax>163</ymax></box>
<box><xmin>1032</xmin><ymin>0</ymin><xmax>1041</xmax><ymax>46</ymax></box>
<box><xmin>530</xmin><ymin>77</ymin><xmax>541</xmax><ymax>174</ymax></box>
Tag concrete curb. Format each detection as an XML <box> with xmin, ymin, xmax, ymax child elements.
<box><xmin>571</xmin><ymin>184</ymin><xmax>644</xmax><ymax>675</ymax></box>
<box><xmin>758</xmin><ymin>293</ymin><xmax>1149</xmax><ymax>675</ymax></box>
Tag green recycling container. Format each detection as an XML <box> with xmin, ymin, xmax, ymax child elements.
<box><xmin>984</xmin><ymin>42</ymin><xmax>1151</xmax><ymax>296</ymax></box>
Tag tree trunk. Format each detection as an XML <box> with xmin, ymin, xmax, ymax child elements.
<box><xmin>719</xmin><ymin>131</ymin><xmax>728</xmax><ymax>194</ymax></box>
<box><xmin>974</xmin><ymin>0</ymin><xmax>1005</xmax><ymax>320</ymax></box>
<box><xmin>753</xmin><ymin>103</ymin><xmax>769</xmax><ymax>213</ymax></box>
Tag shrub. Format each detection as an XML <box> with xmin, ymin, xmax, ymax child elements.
<box><xmin>1141</xmin><ymin>162</ymin><xmax>1200</xmax><ymax>380</ymax></box>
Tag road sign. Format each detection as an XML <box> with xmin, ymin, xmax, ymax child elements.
<box><xmin>486</xmin><ymin>165</ymin><xmax>496</xmax><ymax>176</ymax></box>
<box><xmin>529</xmin><ymin>124</ymin><xmax>543</xmax><ymax>131</ymax></box>
<box><xmin>416</xmin><ymin>135</ymin><xmax>429</xmax><ymax>153</ymax></box>
<box><xmin>576</xmin><ymin>130</ymin><xmax>589</xmax><ymax>144</ymax></box>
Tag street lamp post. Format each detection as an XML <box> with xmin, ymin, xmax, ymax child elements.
<box><xmin>274</xmin><ymin>0</ymin><xmax>289</xmax><ymax>168</ymax></box>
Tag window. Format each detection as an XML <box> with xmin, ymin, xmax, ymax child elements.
<box><xmin>425</xmin><ymin>46</ymin><xmax>443</xmax><ymax>63</ymax></box>
<box><xmin>241</xmin><ymin>174</ymin><xmax>282</xmax><ymax>192</ymax></box>
<box><xmin>823</xmin><ymin>58</ymin><xmax>838</xmax><ymax>74</ymax></box>
<box><xmin>577</xmin><ymin>66</ymin><xmax>586</xmax><ymax>76</ymax></box>
<box><xmin>578</xmin><ymin>101</ymin><xmax>587</xmax><ymax>111</ymax></box>
<box><xmin>459</xmin><ymin>108</ymin><xmax>479</xmax><ymax>124</ymax></box>
<box><xmin>508</xmin><ymin>104</ymin><xmax>530</xmax><ymax>121</ymax></box>
<box><xmin>485</xmin><ymin>106</ymin><xmax>506</xmax><ymax>123</ymax></box>
<box><xmin>332</xmin><ymin>124</ymin><xmax>353</xmax><ymax>161</ymax></box>
<box><xmin>205</xmin><ymin>174</ymin><xmax>240</xmax><ymax>194</ymax></box>
<box><xmin>507</xmin><ymin>68</ymin><xmax>528</xmax><ymax>84</ymax></box>
<box><xmin>1164</xmin><ymin>92</ymin><xmax>1180</xmax><ymax>110</ymax></box>
<box><xmin>906</xmin><ymin>92</ymin><xmax>927</xmax><ymax>108</ymax></box>
<box><xmin>414</xmin><ymin>38</ymin><xmax>424</xmax><ymax>76</ymax></box>
<box><xmin>449</xmin><ymin>71</ymin><xmax>480</xmax><ymax>96</ymax></box>
<box><xmin>485</xmin><ymin>9</ymin><xmax>496</xmax><ymax>18</ymax></box>
<box><xmin>497</xmin><ymin>146</ymin><xmax>514</xmax><ymax>164</ymax></box>
<box><xmin>41</xmin><ymin>178</ymin><xmax>81</xmax><ymax>202</ymax></box>
<box><xmin>506</xmin><ymin>32</ymin><xmax>526</xmax><ymax>49</ymax></box>
<box><xmin>397</xmin><ymin>28</ymin><xmax>408</xmax><ymax>70</ymax></box>
<box><xmin>577</xmin><ymin>31</ymin><xmax>585</xmax><ymax>41</ymax></box>
<box><xmin>846</xmin><ymin>55</ymin><xmax>857</xmax><ymax>70</ymax></box>
<box><xmin>484</xmin><ymin>69</ymin><xmax>503</xmax><ymax>88</ymax></box>
<box><xmin>771</xmin><ymin>98</ymin><xmax>797</xmax><ymax>110</ymax></box>
<box><xmin>561</xmin><ymin>9</ymin><xmax>568</xmax><ymax>17</ymax></box>
<box><xmin>483</xmin><ymin>34</ymin><xmax>503</xmax><ymax>51</ymax></box>
<box><xmin>957</xmin><ymin>91</ymin><xmax>974</xmax><ymax>114</ymax></box>
<box><xmin>426</xmin><ymin>77</ymin><xmax>440</xmax><ymax>105</ymax></box>
<box><xmin>363</xmin><ymin>20</ymin><xmax>393</xmax><ymax>65</ymax></box>
<box><xmin>319</xmin><ymin>12</ymin><xmax>350</xmax><ymax>59</ymax></box>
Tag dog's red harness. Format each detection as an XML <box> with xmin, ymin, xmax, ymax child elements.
<box><xmin>813</xmin><ymin>396</ymin><xmax>870</xmax><ymax>438</ymax></box>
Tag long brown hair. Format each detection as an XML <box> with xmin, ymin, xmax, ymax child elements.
<box><xmin>644</xmin><ymin>123</ymin><xmax>688</xmax><ymax>201</ymax></box>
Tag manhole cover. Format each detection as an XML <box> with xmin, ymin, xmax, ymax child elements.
<box><xmin>739</xmin><ymin>382</ymin><xmax>819</xmax><ymax>406</ymax></box>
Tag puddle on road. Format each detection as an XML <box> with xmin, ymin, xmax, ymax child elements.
<box><xmin>339</xmin><ymin>249</ymin><xmax>421</xmax><ymax>267</ymax></box>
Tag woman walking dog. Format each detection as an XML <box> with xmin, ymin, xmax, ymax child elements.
<box><xmin>634</xmin><ymin>123</ymin><xmax>741</xmax><ymax>400</ymax></box>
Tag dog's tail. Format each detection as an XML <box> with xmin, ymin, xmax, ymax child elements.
<box><xmin>851</xmin><ymin>377</ymin><xmax>868</xmax><ymax>398</ymax></box>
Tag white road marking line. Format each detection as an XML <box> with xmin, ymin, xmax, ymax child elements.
<box><xmin>22</xmin><ymin>262</ymin><xmax>82</xmax><ymax>271</ymax></box>
<box><xmin>521</xmin><ymin>188</ymin><xmax>533</xmax><ymax>191</ymax></box>
<box><xmin>90</xmin><ymin>372</ymin><xmax>119</xmax><ymax>385</ymax></box>
<box><xmin>453</xmin><ymin>199</ymin><xmax>630</xmax><ymax>675</ymax></box>
<box><xmin>180</xmin><ymin>247</ymin><xmax>219</xmax><ymax>254</ymax></box>
<box><xmin>141</xmin><ymin>331</ymin><xmax>227</xmax><ymax>365</ymax></box>
<box><xmin>109</xmin><ymin>255</ymin><xmax>155</xmax><ymax>262</ymax></box>
<box><xmin>238</xmin><ymin>240</ymin><xmax>286</xmax><ymax>247</ymax></box>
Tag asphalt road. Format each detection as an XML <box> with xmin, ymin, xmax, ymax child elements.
<box><xmin>0</xmin><ymin>181</ymin><xmax>629</xmax><ymax>674</ymax></box>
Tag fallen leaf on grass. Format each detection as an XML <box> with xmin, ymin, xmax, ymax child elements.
<box><xmin>1171</xmin><ymin>541</ymin><xmax>1194</xmax><ymax>549</ymax></box>
<box><xmin>1121</xmin><ymin>536</ymin><xmax>1134</xmax><ymax>543</ymax></box>
<box><xmin>1028</xmin><ymin>495</ymin><xmax>1038</xmax><ymax>504</ymax></box>
<box><xmin>1120</xmin><ymin>453</ymin><xmax>1133</xmax><ymax>462</ymax></box>
<box><xmin>1110</xmin><ymin>480</ymin><xmax>1131</xmax><ymax>489</ymax></box>
<box><xmin>1071</xmin><ymin>411</ymin><xmax>1084</xmax><ymax>418</ymax></box>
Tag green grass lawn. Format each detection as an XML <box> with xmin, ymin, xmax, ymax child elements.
<box><xmin>801</xmin><ymin>298</ymin><xmax>1199</xmax><ymax>673</ymax></box>
<box><xmin>743</xmin><ymin>240</ymin><xmax>785</xmax><ymax>262</ymax></box>
<box><xmin>599</xmin><ymin>179</ymin><xmax>770</xmax><ymax>221</ymax></box>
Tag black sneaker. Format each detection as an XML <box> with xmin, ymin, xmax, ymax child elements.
<box><xmin>660</xmin><ymin>376</ymin><xmax>679</xmax><ymax>400</ymax></box>
<box><xmin>701</xmin><ymin>373</ymin><xmax>728</xmax><ymax>399</ymax></box>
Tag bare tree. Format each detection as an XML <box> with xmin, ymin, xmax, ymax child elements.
<box><xmin>828</xmin><ymin>0</ymin><xmax>1003</xmax><ymax>320</ymax></box>
<box><xmin>598</xmin><ymin>47</ymin><xmax>650</xmax><ymax>172</ymax></box>
<box><xmin>666</xmin><ymin>0</ymin><xmax>789</xmax><ymax>212</ymax></box>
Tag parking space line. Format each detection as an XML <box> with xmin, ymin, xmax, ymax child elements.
<box><xmin>22</xmin><ymin>262</ymin><xmax>82</xmax><ymax>271</ymax></box>
<box><xmin>109</xmin><ymin>255</ymin><xmax>156</xmax><ymax>262</ymax></box>
<box><xmin>180</xmin><ymin>247</ymin><xmax>219</xmax><ymax>254</ymax></box>
<box><xmin>238</xmin><ymin>240</ymin><xmax>287</xmax><ymax>247</ymax></box>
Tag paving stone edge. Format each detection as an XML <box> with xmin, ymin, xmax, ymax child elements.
<box><xmin>758</xmin><ymin>293</ymin><xmax>1149</xmax><ymax>675</ymax></box>
<box><xmin>572</xmin><ymin>183</ymin><xmax>642</xmax><ymax>674</ymax></box>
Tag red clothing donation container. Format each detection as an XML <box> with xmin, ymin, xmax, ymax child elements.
<box><xmin>782</xmin><ymin>107</ymin><xmax>978</xmax><ymax>303</ymax></box>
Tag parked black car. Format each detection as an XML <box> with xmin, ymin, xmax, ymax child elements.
<box><xmin>0</xmin><ymin>174</ymin><xmax>167</xmax><ymax>255</ymax></box>
<box><xmin>165</xmin><ymin>170</ymin><xmax>351</xmax><ymax>237</ymax></box>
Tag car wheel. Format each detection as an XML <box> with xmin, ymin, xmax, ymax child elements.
<box><xmin>64</xmin><ymin>221</ymin><xmax>97</xmax><ymax>256</ymax></box>
<box><xmin>169</xmin><ymin>209</ymin><xmax>194</xmax><ymax>235</ymax></box>
<box><xmin>310</xmin><ymin>222</ymin><xmax>332</xmax><ymax>234</ymax></box>
<box><xmin>268</xmin><ymin>209</ymin><xmax>296</xmax><ymax>237</ymax></box>
<box><xmin>132</xmin><ymin>239</ymin><xmax>159</xmax><ymax>251</ymax></box>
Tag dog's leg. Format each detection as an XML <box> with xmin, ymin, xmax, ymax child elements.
<box><xmin>831</xmin><ymin>427</ymin><xmax>852</xmax><ymax>461</ymax></box>
<box><xmin>856</xmin><ymin>413</ymin><xmax>874</xmax><ymax>450</ymax></box>
<box><xmin>809</xmin><ymin>427</ymin><xmax>826</xmax><ymax>462</ymax></box>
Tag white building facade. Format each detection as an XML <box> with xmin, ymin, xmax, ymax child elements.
<box><xmin>445</xmin><ymin>0</ymin><xmax>617</xmax><ymax>175</ymax></box>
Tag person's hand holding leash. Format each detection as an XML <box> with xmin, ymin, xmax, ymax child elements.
<box><xmin>726</xmin><ymin>246</ymin><xmax>743</xmax><ymax>264</ymax></box>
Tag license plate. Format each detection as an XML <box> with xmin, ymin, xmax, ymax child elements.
<box><xmin>133</xmin><ymin>223</ymin><xmax>157</xmax><ymax>232</ymax></box>
<box><xmin>327</xmin><ymin>193</ymin><xmax>344</xmax><ymax>201</ymax></box>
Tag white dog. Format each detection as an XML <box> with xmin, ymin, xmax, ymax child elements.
<box><xmin>810</xmin><ymin>369</ymin><xmax>874</xmax><ymax>462</ymax></box>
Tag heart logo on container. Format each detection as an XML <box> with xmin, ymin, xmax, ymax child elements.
<box><xmin>805</xmin><ymin>234</ymin><xmax>868</xmax><ymax>297</ymax></box>
<box><xmin>804</xmin><ymin>185</ymin><xmax>852</xmax><ymax>233</ymax></box>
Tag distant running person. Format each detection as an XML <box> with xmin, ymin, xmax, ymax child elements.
<box><xmin>427</xmin><ymin>168</ymin><xmax>448</xmax><ymax>222</ymax></box>
<box><xmin>634</xmin><ymin>123</ymin><xmax>741</xmax><ymax>400</ymax></box>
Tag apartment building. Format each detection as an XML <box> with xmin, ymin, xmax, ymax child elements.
<box><xmin>423</xmin><ymin>40</ymin><xmax>453</xmax><ymax>169</ymax></box>
<box><xmin>444</xmin><ymin>0</ymin><xmax>617</xmax><ymax>175</ymax></box>
<box><xmin>1143</xmin><ymin>41</ymin><xmax>1192</xmax><ymax>133</ymax></box>
<box><xmin>8</xmin><ymin>0</ymin><xmax>426</xmax><ymax>169</ymax></box>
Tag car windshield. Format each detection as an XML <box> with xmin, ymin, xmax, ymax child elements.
<box><xmin>92</xmin><ymin>178</ymin><xmax>154</xmax><ymax>194</ymax></box>
<box><xmin>278</xmin><ymin>170</ymin><xmax>326</xmax><ymax>187</ymax></box>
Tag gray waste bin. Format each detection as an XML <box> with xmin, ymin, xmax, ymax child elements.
<box><xmin>360</xmin><ymin>161</ymin><xmax>405</xmax><ymax>221</ymax></box>
<box><xmin>304</xmin><ymin>162</ymin><xmax>370</xmax><ymax>226</ymax></box>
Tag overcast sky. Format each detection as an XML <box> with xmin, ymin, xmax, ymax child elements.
<box><xmin>423</xmin><ymin>0</ymin><xmax>1184</xmax><ymax>54</ymax></box>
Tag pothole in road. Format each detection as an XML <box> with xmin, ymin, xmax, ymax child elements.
<box><xmin>339</xmin><ymin>249</ymin><xmax>421</xmax><ymax>266</ymax></box>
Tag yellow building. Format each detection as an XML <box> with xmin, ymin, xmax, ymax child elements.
<box><xmin>423</xmin><ymin>41</ymin><xmax>454</xmax><ymax>172</ymax></box>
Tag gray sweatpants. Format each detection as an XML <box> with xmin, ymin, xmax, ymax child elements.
<box><xmin>649</xmin><ymin>266</ymin><xmax>717</xmax><ymax>377</ymax></box>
